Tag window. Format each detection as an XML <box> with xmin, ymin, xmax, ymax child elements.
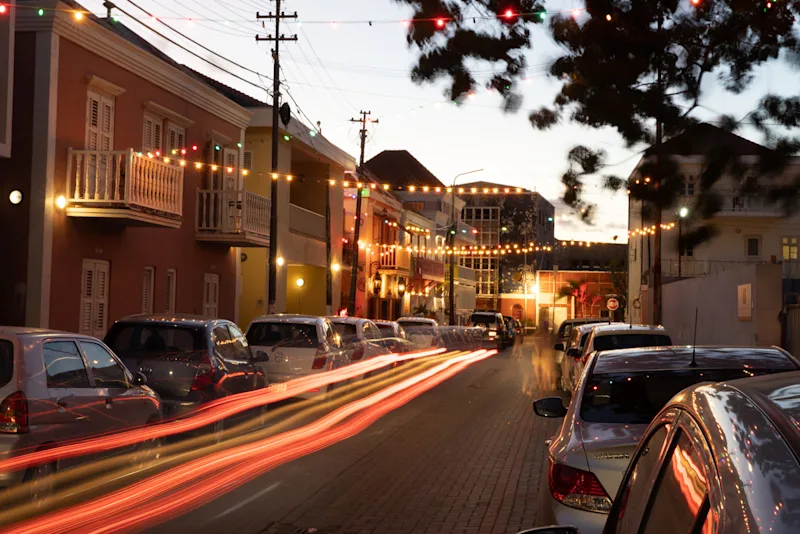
<box><xmin>165</xmin><ymin>269</ymin><xmax>177</xmax><ymax>313</ymax></box>
<box><xmin>246</xmin><ymin>322</ymin><xmax>320</xmax><ymax>348</ymax></box>
<box><xmin>166</xmin><ymin>123</ymin><xmax>185</xmax><ymax>153</ymax></box>
<box><xmin>331</xmin><ymin>323</ymin><xmax>359</xmax><ymax>343</ymax></box>
<box><xmin>681</xmin><ymin>243</ymin><xmax>694</xmax><ymax>257</ymax></box>
<box><xmin>203</xmin><ymin>273</ymin><xmax>219</xmax><ymax>317</ymax></box>
<box><xmin>105</xmin><ymin>324</ymin><xmax>205</xmax><ymax>356</ymax></box>
<box><xmin>80</xmin><ymin>259</ymin><xmax>110</xmax><ymax>338</ymax></box>
<box><xmin>86</xmin><ymin>91</ymin><xmax>114</xmax><ymax>152</ymax></box>
<box><xmin>323</xmin><ymin>322</ymin><xmax>340</xmax><ymax>347</ymax></box>
<box><xmin>783</xmin><ymin>237</ymin><xmax>798</xmax><ymax>261</ymax></box>
<box><xmin>43</xmin><ymin>341</ymin><xmax>90</xmax><ymax>388</ymax></box>
<box><xmin>80</xmin><ymin>341</ymin><xmax>129</xmax><ymax>388</ymax></box>
<box><xmin>591</xmin><ymin>333</ymin><xmax>672</xmax><ymax>353</ymax></box>
<box><xmin>213</xmin><ymin>326</ymin><xmax>235</xmax><ymax>359</ymax></box>
<box><xmin>243</xmin><ymin>150</ymin><xmax>253</xmax><ymax>171</ymax></box>
<box><xmin>641</xmin><ymin>432</ymin><xmax>709</xmax><ymax>534</ymax></box>
<box><xmin>141</xmin><ymin>267</ymin><xmax>154</xmax><ymax>314</ymax></box>
<box><xmin>607</xmin><ymin>425</ymin><xmax>671</xmax><ymax>533</ymax></box>
<box><xmin>227</xmin><ymin>324</ymin><xmax>252</xmax><ymax>361</ymax></box>
<box><xmin>746</xmin><ymin>237</ymin><xmax>761</xmax><ymax>257</ymax></box>
<box><xmin>682</xmin><ymin>174</ymin><xmax>695</xmax><ymax>196</ymax></box>
<box><xmin>142</xmin><ymin>114</ymin><xmax>162</xmax><ymax>153</ymax></box>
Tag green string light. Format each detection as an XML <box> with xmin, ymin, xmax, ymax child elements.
<box><xmin>38</xmin><ymin>8</ymin><xmax>44</xmax><ymax>16</ymax></box>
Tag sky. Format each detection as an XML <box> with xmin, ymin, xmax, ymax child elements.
<box><xmin>82</xmin><ymin>0</ymin><xmax>800</xmax><ymax>243</ymax></box>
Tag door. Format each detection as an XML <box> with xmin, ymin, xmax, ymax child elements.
<box><xmin>40</xmin><ymin>340</ymin><xmax>99</xmax><ymax>452</ymax></box>
<box><xmin>80</xmin><ymin>260</ymin><xmax>109</xmax><ymax>339</ymax></box>
<box><xmin>79</xmin><ymin>340</ymin><xmax>157</xmax><ymax>436</ymax></box>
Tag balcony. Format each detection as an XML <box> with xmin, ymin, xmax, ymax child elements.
<box><xmin>412</xmin><ymin>256</ymin><xmax>445</xmax><ymax>282</ymax></box>
<box><xmin>196</xmin><ymin>189</ymin><xmax>270</xmax><ymax>247</ymax></box>
<box><xmin>289</xmin><ymin>204</ymin><xmax>326</xmax><ymax>241</ymax></box>
<box><xmin>379</xmin><ymin>247</ymin><xmax>411</xmax><ymax>272</ymax></box>
<box><xmin>716</xmin><ymin>195</ymin><xmax>781</xmax><ymax>217</ymax></box>
<box><xmin>660</xmin><ymin>258</ymin><xmax>770</xmax><ymax>278</ymax></box>
<box><xmin>66</xmin><ymin>149</ymin><xmax>183</xmax><ymax>227</ymax></box>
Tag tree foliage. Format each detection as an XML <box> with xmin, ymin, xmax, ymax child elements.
<box><xmin>394</xmin><ymin>0</ymin><xmax>800</xmax><ymax>241</ymax></box>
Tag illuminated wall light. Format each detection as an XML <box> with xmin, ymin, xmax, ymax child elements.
<box><xmin>74</xmin><ymin>11</ymin><xmax>83</xmax><ymax>20</ymax></box>
<box><xmin>332</xmin><ymin>263</ymin><xmax>341</xmax><ymax>272</ymax></box>
<box><xmin>55</xmin><ymin>195</ymin><xmax>67</xmax><ymax>209</ymax></box>
<box><xmin>329</xmin><ymin>179</ymin><xmax>336</xmax><ymax>186</ymax></box>
<box><xmin>242</xmin><ymin>170</ymin><xmax>249</xmax><ymax>176</ymax></box>
<box><xmin>8</xmin><ymin>190</ymin><xmax>22</xmax><ymax>205</ymax></box>
<box><xmin>276</xmin><ymin>257</ymin><xmax>285</xmax><ymax>267</ymax></box>
<box><xmin>296</xmin><ymin>278</ymin><xmax>305</xmax><ymax>287</ymax></box>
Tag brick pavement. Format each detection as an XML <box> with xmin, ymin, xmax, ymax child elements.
<box><xmin>151</xmin><ymin>339</ymin><xmax>561</xmax><ymax>534</ymax></box>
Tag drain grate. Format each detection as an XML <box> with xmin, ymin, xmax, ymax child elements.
<box><xmin>260</xmin><ymin>523</ymin><xmax>341</xmax><ymax>534</ymax></box>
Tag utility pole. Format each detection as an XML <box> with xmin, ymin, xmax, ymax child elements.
<box><xmin>652</xmin><ymin>8</ymin><xmax>664</xmax><ymax>325</ymax></box>
<box><xmin>347</xmin><ymin>111</ymin><xmax>377</xmax><ymax>316</ymax></box>
<box><xmin>256</xmin><ymin>2</ymin><xmax>297</xmax><ymax>313</ymax></box>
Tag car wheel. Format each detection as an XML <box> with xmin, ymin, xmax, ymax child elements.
<box><xmin>24</xmin><ymin>461</ymin><xmax>57</xmax><ymax>507</ymax></box>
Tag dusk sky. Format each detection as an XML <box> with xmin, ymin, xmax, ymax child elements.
<box><xmin>83</xmin><ymin>0</ymin><xmax>799</xmax><ymax>243</ymax></box>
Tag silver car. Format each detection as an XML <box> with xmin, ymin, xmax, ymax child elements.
<box><xmin>532</xmin><ymin>346</ymin><xmax>800</xmax><ymax>534</ymax></box>
<box><xmin>524</xmin><ymin>368</ymin><xmax>800</xmax><ymax>534</ymax></box>
<box><xmin>0</xmin><ymin>327</ymin><xmax>161</xmax><ymax>494</ymax></box>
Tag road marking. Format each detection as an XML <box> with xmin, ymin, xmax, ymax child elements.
<box><xmin>212</xmin><ymin>482</ymin><xmax>281</xmax><ymax>520</ymax></box>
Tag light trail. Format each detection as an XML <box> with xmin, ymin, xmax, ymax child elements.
<box><xmin>0</xmin><ymin>347</ymin><xmax>447</xmax><ymax>474</ymax></box>
<box><xmin>5</xmin><ymin>349</ymin><xmax>496</xmax><ymax>534</ymax></box>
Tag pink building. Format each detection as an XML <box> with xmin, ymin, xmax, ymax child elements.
<box><xmin>0</xmin><ymin>2</ymin><xmax>254</xmax><ymax>334</ymax></box>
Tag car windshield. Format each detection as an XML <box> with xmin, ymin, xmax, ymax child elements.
<box><xmin>592</xmin><ymin>333</ymin><xmax>671</xmax><ymax>352</ymax></box>
<box><xmin>332</xmin><ymin>323</ymin><xmax>359</xmax><ymax>343</ymax></box>
<box><xmin>247</xmin><ymin>323</ymin><xmax>319</xmax><ymax>348</ymax></box>
<box><xmin>105</xmin><ymin>324</ymin><xmax>206</xmax><ymax>355</ymax></box>
<box><xmin>581</xmin><ymin>368</ymin><xmax>793</xmax><ymax>424</ymax></box>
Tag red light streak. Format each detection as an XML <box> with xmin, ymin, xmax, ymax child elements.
<box><xmin>0</xmin><ymin>348</ymin><xmax>447</xmax><ymax>474</ymax></box>
<box><xmin>6</xmin><ymin>349</ymin><xmax>496</xmax><ymax>533</ymax></box>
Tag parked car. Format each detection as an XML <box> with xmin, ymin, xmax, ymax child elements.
<box><xmin>328</xmin><ymin>317</ymin><xmax>392</xmax><ymax>362</ymax></box>
<box><xmin>555</xmin><ymin>318</ymin><xmax>606</xmax><ymax>344</ymax></box>
<box><xmin>556</xmin><ymin>323</ymin><xmax>620</xmax><ymax>392</ymax></box>
<box><xmin>0</xmin><ymin>327</ymin><xmax>162</xmax><ymax>495</ymax></box>
<box><xmin>466</xmin><ymin>311</ymin><xmax>506</xmax><ymax>350</ymax></box>
<box><xmin>502</xmin><ymin>316</ymin><xmax>517</xmax><ymax>346</ymax></box>
<box><xmin>105</xmin><ymin>315</ymin><xmax>268</xmax><ymax>429</ymax></box>
<box><xmin>397</xmin><ymin>317</ymin><xmax>442</xmax><ymax>349</ymax></box>
<box><xmin>373</xmin><ymin>320</ymin><xmax>406</xmax><ymax>340</ymax></box>
<box><xmin>531</xmin><ymin>346</ymin><xmax>800</xmax><ymax>534</ymax></box>
<box><xmin>246</xmin><ymin>315</ymin><xmax>351</xmax><ymax>398</ymax></box>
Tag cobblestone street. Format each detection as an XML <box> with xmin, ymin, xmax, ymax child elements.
<box><xmin>151</xmin><ymin>338</ymin><xmax>562</xmax><ymax>534</ymax></box>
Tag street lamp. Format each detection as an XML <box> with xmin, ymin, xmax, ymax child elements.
<box><xmin>372</xmin><ymin>272</ymin><xmax>382</xmax><ymax>295</ymax></box>
<box><xmin>678</xmin><ymin>207</ymin><xmax>688</xmax><ymax>277</ymax></box>
<box><xmin>449</xmin><ymin>168</ymin><xmax>484</xmax><ymax>325</ymax></box>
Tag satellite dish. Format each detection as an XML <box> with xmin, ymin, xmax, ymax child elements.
<box><xmin>279</xmin><ymin>103</ymin><xmax>291</xmax><ymax>126</ymax></box>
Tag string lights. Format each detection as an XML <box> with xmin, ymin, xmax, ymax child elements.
<box><xmin>628</xmin><ymin>222</ymin><xmax>676</xmax><ymax>237</ymax></box>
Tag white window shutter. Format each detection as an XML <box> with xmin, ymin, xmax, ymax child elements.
<box><xmin>153</xmin><ymin>122</ymin><xmax>162</xmax><ymax>151</ymax></box>
<box><xmin>86</xmin><ymin>93</ymin><xmax>101</xmax><ymax>150</ymax></box>
<box><xmin>203</xmin><ymin>273</ymin><xmax>219</xmax><ymax>318</ymax></box>
<box><xmin>142</xmin><ymin>267</ymin><xmax>155</xmax><ymax>314</ymax></box>
<box><xmin>80</xmin><ymin>260</ymin><xmax>95</xmax><ymax>335</ymax></box>
<box><xmin>165</xmin><ymin>269</ymin><xmax>177</xmax><ymax>313</ymax></box>
<box><xmin>143</xmin><ymin>116</ymin><xmax>154</xmax><ymax>152</ymax></box>
<box><xmin>93</xmin><ymin>261</ymin><xmax>109</xmax><ymax>338</ymax></box>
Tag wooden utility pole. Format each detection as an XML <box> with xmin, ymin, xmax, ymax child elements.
<box><xmin>256</xmin><ymin>2</ymin><xmax>297</xmax><ymax>313</ymax></box>
<box><xmin>652</xmin><ymin>8</ymin><xmax>664</xmax><ymax>325</ymax></box>
<box><xmin>347</xmin><ymin>111</ymin><xmax>377</xmax><ymax>316</ymax></box>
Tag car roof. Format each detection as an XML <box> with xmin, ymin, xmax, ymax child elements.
<box><xmin>397</xmin><ymin>317</ymin><xmax>437</xmax><ymax>323</ymax></box>
<box><xmin>575</xmin><ymin>322</ymin><xmax>610</xmax><ymax>334</ymax></box>
<box><xmin>591</xmin><ymin>346</ymin><xmax>799</xmax><ymax>374</ymax></box>
<box><xmin>562</xmin><ymin>317</ymin><xmax>603</xmax><ymax>325</ymax></box>
<box><xmin>0</xmin><ymin>326</ymin><xmax>67</xmax><ymax>336</ymax></box>
<box><xmin>251</xmin><ymin>314</ymin><xmax>324</xmax><ymax>326</ymax></box>
<box><xmin>373</xmin><ymin>320</ymin><xmax>398</xmax><ymax>326</ymax></box>
<box><xmin>117</xmin><ymin>314</ymin><xmax>218</xmax><ymax>326</ymax></box>
<box><xmin>328</xmin><ymin>316</ymin><xmax>369</xmax><ymax>325</ymax></box>
<box><xmin>590</xmin><ymin>323</ymin><xmax>666</xmax><ymax>335</ymax></box>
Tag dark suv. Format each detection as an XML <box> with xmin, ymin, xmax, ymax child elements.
<box><xmin>467</xmin><ymin>311</ymin><xmax>506</xmax><ymax>350</ymax></box>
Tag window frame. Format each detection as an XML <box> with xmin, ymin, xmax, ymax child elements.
<box><xmin>78</xmin><ymin>340</ymin><xmax>132</xmax><ymax>389</ymax></box>
<box><xmin>782</xmin><ymin>236</ymin><xmax>799</xmax><ymax>262</ymax></box>
<box><xmin>142</xmin><ymin>112</ymin><xmax>163</xmax><ymax>154</ymax></box>
<box><xmin>42</xmin><ymin>339</ymin><xmax>93</xmax><ymax>389</ymax></box>
<box><xmin>745</xmin><ymin>236</ymin><xmax>761</xmax><ymax>258</ymax></box>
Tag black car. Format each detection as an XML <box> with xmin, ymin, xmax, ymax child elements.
<box><xmin>105</xmin><ymin>314</ymin><xmax>269</xmax><ymax>432</ymax></box>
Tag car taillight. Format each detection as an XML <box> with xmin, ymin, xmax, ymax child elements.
<box><xmin>0</xmin><ymin>392</ymin><xmax>28</xmax><ymax>434</ymax></box>
<box><xmin>190</xmin><ymin>354</ymin><xmax>215</xmax><ymax>391</ymax></box>
<box><xmin>548</xmin><ymin>460</ymin><xmax>612</xmax><ymax>513</ymax></box>
<box><xmin>351</xmin><ymin>345</ymin><xmax>365</xmax><ymax>361</ymax></box>
<box><xmin>312</xmin><ymin>344</ymin><xmax>329</xmax><ymax>369</ymax></box>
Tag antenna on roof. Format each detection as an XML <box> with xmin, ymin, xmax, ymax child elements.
<box><xmin>689</xmin><ymin>308</ymin><xmax>698</xmax><ymax>367</ymax></box>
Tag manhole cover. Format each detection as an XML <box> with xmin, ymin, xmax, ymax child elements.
<box><xmin>261</xmin><ymin>523</ymin><xmax>341</xmax><ymax>534</ymax></box>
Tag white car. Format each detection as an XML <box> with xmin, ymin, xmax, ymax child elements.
<box><xmin>396</xmin><ymin>317</ymin><xmax>441</xmax><ymax>348</ymax></box>
<box><xmin>327</xmin><ymin>317</ymin><xmax>392</xmax><ymax>362</ymax></box>
<box><xmin>557</xmin><ymin>323</ymin><xmax>623</xmax><ymax>392</ymax></box>
<box><xmin>245</xmin><ymin>315</ymin><xmax>350</xmax><ymax>398</ymax></box>
<box><xmin>532</xmin><ymin>346</ymin><xmax>800</xmax><ymax>534</ymax></box>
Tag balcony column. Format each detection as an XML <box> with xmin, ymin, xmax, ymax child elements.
<box><xmin>272</xmin><ymin>178</ymin><xmax>291</xmax><ymax>312</ymax></box>
<box><xmin>26</xmin><ymin>32</ymin><xmax>59</xmax><ymax>327</ymax></box>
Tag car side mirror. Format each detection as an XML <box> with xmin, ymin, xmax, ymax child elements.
<box><xmin>255</xmin><ymin>350</ymin><xmax>270</xmax><ymax>362</ymax></box>
<box><xmin>533</xmin><ymin>397</ymin><xmax>568</xmax><ymax>418</ymax></box>
<box><xmin>133</xmin><ymin>372</ymin><xmax>147</xmax><ymax>386</ymax></box>
<box><xmin>554</xmin><ymin>343</ymin><xmax>565</xmax><ymax>352</ymax></box>
<box><xmin>517</xmin><ymin>528</ymin><xmax>580</xmax><ymax>534</ymax></box>
<box><xmin>566</xmin><ymin>348</ymin><xmax>580</xmax><ymax>359</ymax></box>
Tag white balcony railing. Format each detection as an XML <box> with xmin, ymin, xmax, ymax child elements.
<box><xmin>196</xmin><ymin>189</ymin><xmax>270</xmax><ymax>245</ymax></box>
<box><xmin>379</xmin><ymin>247</ymin><xmax>411</xmax><ymax>270</ymax></box>
<box><xmin>66</xmin><ymin>149</ymin><xmax>183</xmax><ymax>218</ymax></box>
<box><xmin>717</xmin><ymin>195</ymin><xmax>781</xmax><ymax>217</ymax></box>
<box><xmin>661</xmin><ymin>258</ymin><xmax>770</xmax><ymax>278</ymax></box>
<box><xmin>289</xmin><ymin>204</ymin><xmax>326</xmax><ymax>241</ymax></box>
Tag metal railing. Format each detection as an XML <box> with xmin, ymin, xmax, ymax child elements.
<box><xmin>717</xmin><ymin>195</ymin><xmax>780</xmax><ymax>216</ymax></box>
<box><xmin>66</xmin><ymin>148</ymin><xmax>184</xmax><ymax>217</ymax></box>
<box><xmin>196</xmin><ymin>189</ymin><xmax>270</xmax><ymax>238</ymax></box>
<box><xmin>289</xmin><ymin>204</ymin><xmax>326</xmax><ymax>241</ymax></box>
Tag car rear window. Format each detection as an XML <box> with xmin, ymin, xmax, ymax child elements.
<box><xmin>0</xmin><ymin>340</ymin><xmax>13</xmax><ymax>388</ymax></box>
<box><xmin>581</xmin><ymin>368</ymin><xmax>793</xmax><ymax>424</ymax></box>
<box><xmin>470</xmin><ymin>314</ymin><xmax>498</xmax><ymax>325</ymax></box>
<box><xmin>377</xmin><ymin>325</ymin><xmax>395</xmax><ymax>338</ymax></box>
<box><xmin>331</xmin><ymin>323</ymin><xmax>359</xmax><ymax>343</ymax></box>
<box><xmin>592</xmin><ymin>333</ymin><xmax>671</xmax><ymax>352</ymax></box>
<box><xmin>105</xmin><ymin>324</ymin><xmax>206</xmax><ymax>356</ymax></box>
<box><xmin>247</xmin><ymin>323</ymin><xmax>319</xmax><ymax>347</ymax></box>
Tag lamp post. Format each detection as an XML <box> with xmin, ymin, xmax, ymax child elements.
<box><xmin>678</xmin><ymin>207</ymin><xmax>688</xmax><ymax>277</ymax></box>
<box><xmin>449</xmin><ymin>168</ymin><xmax>484</xmax><ymax>325</ymax></box>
